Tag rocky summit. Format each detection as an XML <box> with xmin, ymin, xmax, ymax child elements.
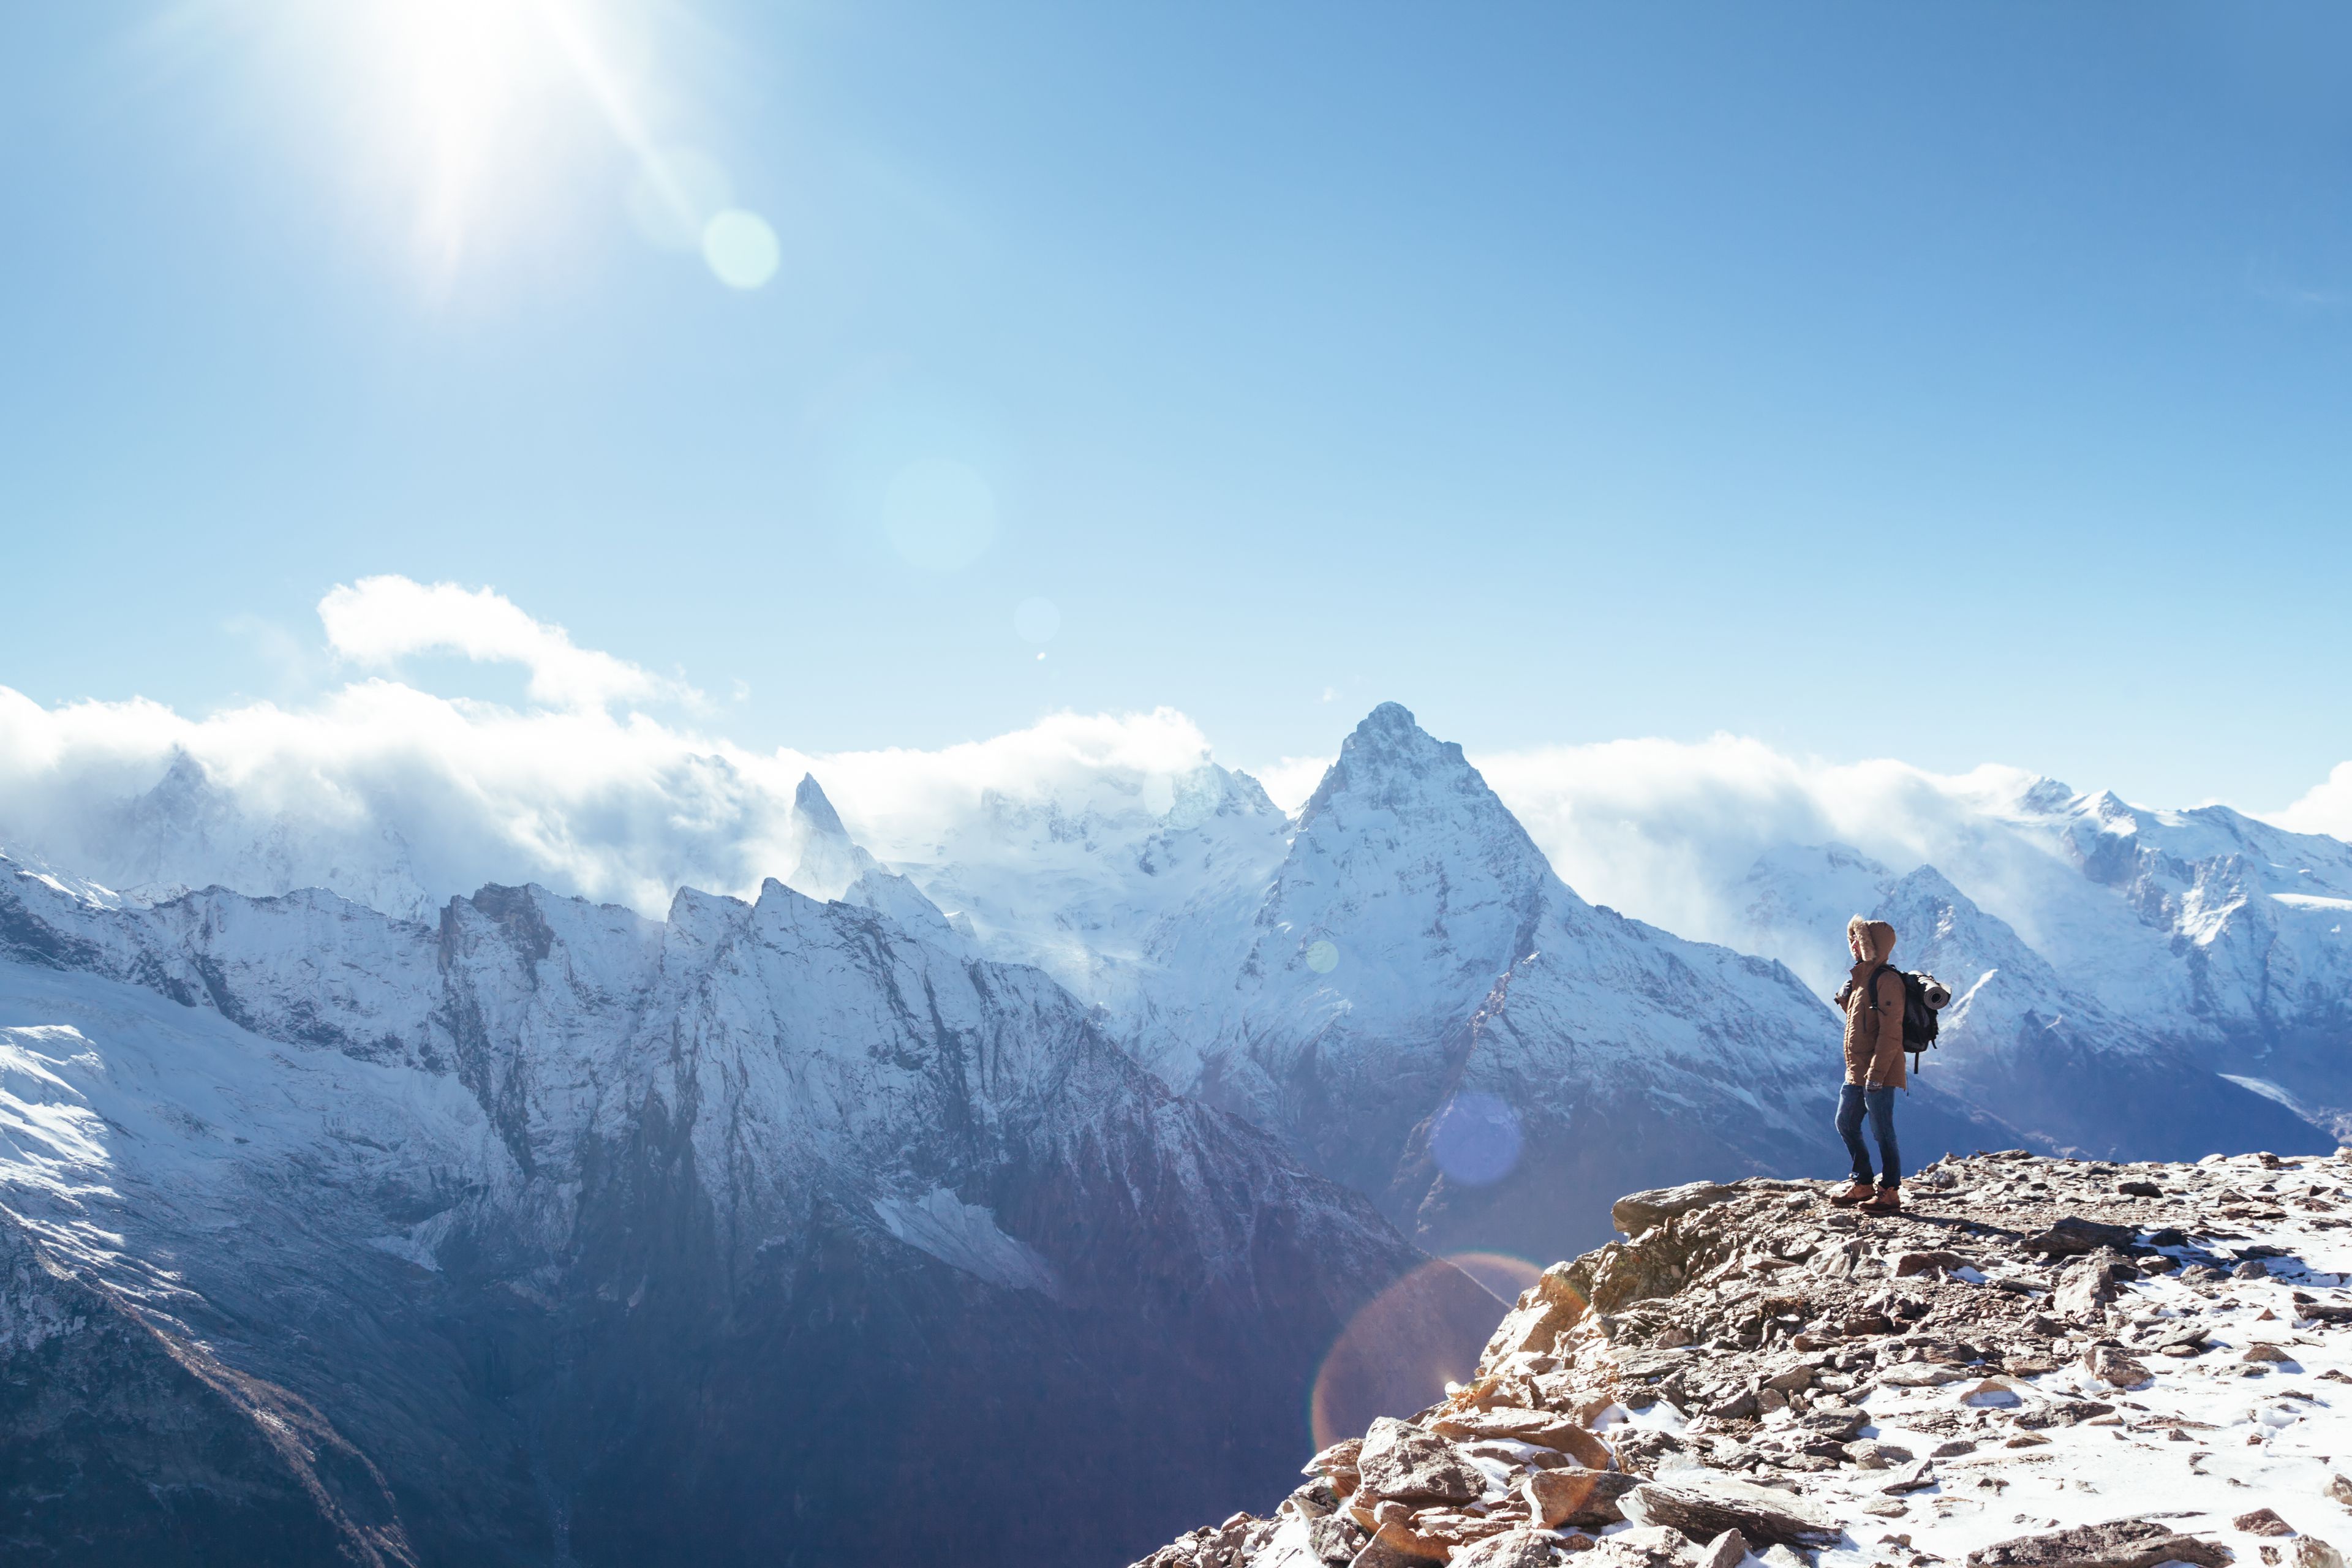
<box><xmin>1134</xmin><ymin>1148</ymin><xmax>2352</xmax><ymax>1568</ymax></box>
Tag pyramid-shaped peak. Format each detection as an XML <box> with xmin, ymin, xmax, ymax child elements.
<box><xmin>1356</xmin><ymin>701</ymin><xmax>1423</xmax><ymax>739</ymax></box>
<box><xmin>1297</xmin><ymin>703</ymin><xmax>1537</xmax><ymax>856</ymax></box>
<box><xmin>1322</xmin><ymin>702</ymin><xmax>1465</xmax><ymax>775</ymax></box>
<box><xmin>793</xmin><ymin>774</ymin><xmax>851</xmax><ymax>839</ymax></box>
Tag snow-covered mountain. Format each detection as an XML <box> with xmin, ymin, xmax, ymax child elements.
<box><xmin>0</xmin><ymin>854</ymin><xmax>1499</xmax><ymax>1567</ymax></box>
<box><xmin>1732</xmin><ymin>845</ymin><xmax>2328</xmax><ymax>1159</ymax></box>
<box><xmin>866</xmin><ymin>706</ymin><xmax>2015</xmax><ymax>1259</ymax></box>
<box><xmin>858</xmin><ymin>708</ymin><xmax>2340</xmax><ymax>1235</ymax></box>
<box><xmin>1719</xmin><ymin>778</ymin><xmax>2352</xmax><ymax>1146</ymax></box>
<box><xmin>819</xmin><ymin>759</ymin><xmax>1295</xmax><ymax>1083</ymax></box>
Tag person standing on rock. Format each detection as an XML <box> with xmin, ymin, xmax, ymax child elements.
<box><xmin>1831</xmin><ymin>916</ymin><xmax>1905</xmax><ymax>1214</ymax></box>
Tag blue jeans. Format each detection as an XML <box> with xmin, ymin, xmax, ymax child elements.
<box><xmin>1836</xmin><ymin>1084</ymin><xmax>1899</xmax><ymax>1187</ymax></box>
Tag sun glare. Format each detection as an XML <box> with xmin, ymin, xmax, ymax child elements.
<box><xmin>292</xmin><ymin>0</ymin><xmax>780</xmax><ymax>292</ymax></box>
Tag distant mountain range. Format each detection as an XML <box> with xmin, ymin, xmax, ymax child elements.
<box><xmin>2</xmin><ymin>702</ymin><xmax>2344</xmax><ymax>1566</ymax></box>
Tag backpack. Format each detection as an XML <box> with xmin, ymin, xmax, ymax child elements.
<box><xmin>1864</xmin><ymin>963</ymin><xmax>1953</xmax><ymax>1073</ymax></box>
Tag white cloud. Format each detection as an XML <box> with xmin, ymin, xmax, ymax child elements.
<box><xmin>318</xmin><ymin>575</ymin><xmax>693</xmax><ymax>712</ymax></box>
<box><xmin>1471</xmin><ymin>735</ymin><xmax>2065</xmax><ymax>947</ymax></box>
<box><xmin>0</xmin><ymin>578</ymin><xmax>1223</xmax><ymax>922</ymax></box>
<box><xmin>1253</xmin><ymin>756</ymin><xmax>1334</xmax><ymax>814</ymax></box>
<box><xmin>2277</xmin><ymin>763</ymin><xmax>2352</xmax><ymax>841</ymax></box>
<box><xmin>4</xmin><ymin>576</ymin><xmax>2346</xmax><ymax>949</ymax></box>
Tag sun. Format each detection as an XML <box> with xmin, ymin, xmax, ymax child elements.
<box><xmin>360</xmin><ymin>0</ymin><xmax>576</xmax><ymax>263</ymax></box>
<box><xmin>211</xmin><ymin>0</ymin><xmax>773</xmax><ymax>291</ymax></box>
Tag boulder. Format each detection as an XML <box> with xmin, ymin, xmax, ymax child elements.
<box><xmin>2052</xmin><ymin>1258</ymin><xmax>2127</xmax><ymax>1320</ymax></box>
<box><xmin>1482</xmin><ymin>1300</ymin><xmax>1578</xmax><ymax>1367</ymax></box>
<box><xmin>1967</xmin><ymin>1518</ymin><xmax>2232</xmax><ymax>1568</ymax></box>
<box><xmin>2013</xmin><ymin>1399</ymin><xmax>2115</xmax><ymax>1430</ymax></box>
<box><xmin>1602</xmin><ymin>1525</ymin><xmax>1699</xmax><ymax>1568</ymax></box>
<box><xmin>1357</xmin><ymin>1419</ymin><xmax>1484</xmax><ymax>1507</ymax></box>
<box><xmin>1695</xmin><ymin>1530</ymin><xmax>1749</xmax><ymax>1568</ymax></box>
<box><xmin>1432</xmin><ymin>1406</ymin><xmax>1611</xmax><ymax>1468</ymax></box>
<box><xmin>2081</xmin><ymin>1346</ymin><xmax>2155</xmax><ymax>1390</ymax></box>
<box><xmin>1896</xmin><ymin>1251</ymin><xmax>1970</xmax><ymax>1278</ymax></box>
<box><xmin>1619</xmin><ymin>1478</ymin><xmax>1845</xmax><ymax>1549</ymax></box>
<box><xmin>1453</xmin><ymin>1534</ymin><xmax>1560</xmax><ymax>1568</ymax></box>
<box><xmin>1309</xmin><ymin>1438</ymin><xmax>1367</xmax><ymax>1492</ymax></box>
<box><xmin>1366</xmin><ymin>1501</ymin><xmax>1462</xmax><ymax>1561</ymax></box>
<box><xmin>2236</xmin><ymin>1510</ymin><xmax>2296</xmax><ymax>1539</ymax></box>
<box><xmin>2294</xmin><ymin>1540</ymin><xmax>2345</xmax><ymax>1568</ymax></box>
<box><xmin>1613</xmin><ymin>1182</ymin><xmax>1741</xmax><ymax>1237</ymax></box>
<box><xmin>1306</xmin><ymin>1515</ymin><xmax>1368</xmax><ymax>1564</ymax></box>
<box><xmin>1790</xmin><ymin>1406</ymin><xmax>1868</xmax><ymax>1442</ymax></box>
<box><xmin>1960</xmin><ymin>1379</ymin><xmax>2022</xmax><ymax>1408</ymax></box>
<box><xmin>1881</xmin><ymin>1459</ymin><xmax>1937</xmax><ymax>1494</ymax></box>
<box><xmin>2024</xmin><ymin>1218</ymin><xmax>2139</xmax><ymax>1259</ymax></box>
<box><xmin>1523</xmin><ymin>1469</ymin><xmax>1643</xmax><ymax>1529</ymax></box>
<box><xmin>2326</xmin><ymin>1474</ymin><xmax>2352</xmax><ymax>1507</ymax></box>
<box><xmin>1351</xmin><ymin>1538</ymin><xmax>1448</xmax><ymax>1568</ymax></box>
<box><xmin>2244</xmin><ymin>1343</ymin><xmax>2297</xmax><ymax>1365</ymax></box>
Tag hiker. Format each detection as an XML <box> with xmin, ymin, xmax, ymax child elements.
<box><xmin>1831</xmin><ymin>915</ymin><xmax>1905</xmax><ymax>1213</ymax></box>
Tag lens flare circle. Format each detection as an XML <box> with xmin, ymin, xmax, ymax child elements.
<box><xmin>1428</xmin><ymin>1091</ymin><xmax>1523</xmax><ymax>1187</ymax></box>
<box><xmin>1439</xmin><ymin>1250</ymin><xmax>1544</xmax><ymax>1305</ymax></box>
<box><xmin>1308</xmin><ymin>1258</ymin><xmax>1496</xmax><ymax>1453</ymax></box>
<box><xmin>703</xmin><ymin>209</ymin><xmax>780</xmax><ymax>289</ymax></box>
<box><xmin>1014</xmin><ymin>597</ymin><xmax>1061</xmax><ymax>644</ymax></box>
<box><xmin>1305</xmin><ymin>939</ymin><xmax>1340</xmax><ymax>974</ymax></box>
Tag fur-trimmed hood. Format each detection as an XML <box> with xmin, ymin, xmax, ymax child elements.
<box><xmin>1847</xmin><ymin>915</ymin><xmax>1896</xmax><ymax>965</ymax></box>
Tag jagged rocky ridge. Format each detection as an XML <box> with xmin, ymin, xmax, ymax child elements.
<box><xmin>860</xmin><ymin>707</ymin><xmax>2333</xmax><ymax>1257</ymax></box>
<box><xmin>0</xmin><ymin>856</ymin><xmax>1498</xmax><ymax>1567</ymax></box>
<box><xmin>886</xmin><ymin>706</ymin><xmax>2034</xmax><ymax>1259</ymax></box>
<box><xmin>1141</xmin><ymin>1148</ymin><xmax>2352</xmax><ymax>1568</ymax></box>
<box><xmin>1727</xmin><ymin>796</ymin><xmax>2352</xmax><ymax>1149</ymax></box>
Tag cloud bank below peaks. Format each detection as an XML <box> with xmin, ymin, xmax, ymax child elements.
<box><xmin>3</xmin><ymin>575</ymin><xmax>2346</xmax><ymax>954</ymax></box>
<box><xmin>0</xmin><ymin>576</ymin><xmax>1219</xmax><ymax>922</ymax></box>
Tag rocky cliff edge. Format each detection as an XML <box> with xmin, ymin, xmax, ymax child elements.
<box><xmin>1137</xmin><ymin>1148</ymin><xmax>2352</xmax><ymax>1568</ymax></box>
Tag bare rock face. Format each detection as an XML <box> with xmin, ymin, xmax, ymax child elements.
<box><xmin>1452</xmin><ymin>1534</ymin><xmax>1560</xmax><ymax>1568</ymax></box>
<box><xmin>1355</xmin><ymin>1419</ymin><xmax>1484</xmax><ymax>1507</ymax></box>
<box><xmin>2023</xmin><ymin>1216</ymin><xmax>2138</xmax><ymax>1257</ymax></box>
<box><xmin>1134</xmin><ymin>1150</ymin><xmax>2352</xmax><ymax>1568</ymax></box>
<box><xmin>1969</xmin><ymin>1518</ymin><xmax>2234</xmax><ymax>1568</ymax></box>
<box><xmin>1619</xmin><ymin>1478</ymin><xmax>1844</xmax><ymax>1549</ymax></box>
<box><xmin>1612</xmin><ymin>1183</ymin><xmax>1743</xmax><ymax>1237</ymax></box>
<box><xmin>1523</xmin><ymin>1469</ymin><xmax>1642</xmax><ymax>1529</ymax></box>
<box><xmin>1431</xmin><ymin>1406</ymin><xmax>1608</xmax><ymax>1468</ymax></box>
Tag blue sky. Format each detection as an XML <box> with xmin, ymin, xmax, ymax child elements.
<box><xmin>4</xmin><ymin>2</ymin><xmax>2348</xmax><ymax>812</ymax></box>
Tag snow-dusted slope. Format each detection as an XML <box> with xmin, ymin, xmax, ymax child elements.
<box><xmin>1168</xmin><ymin>706</ymin><xmax>2020</xmax><ymax>1259</ymax></box>
<box><xmin>863</xmin><ymin>761</ymin><xmax>1293</xmax><ymax>1080</ymax></box>
<box><xmin>1731</xmin><ymin>847</ymin><xmax>2329</xmax><ymax>1159</ymax></box>
<box><xmin>0</xmin><ymin>853</ymin><xmax>1498</xmax><ymax>1568</ymax></box>
<box><xmin>1729</xmin><ymin>795</ymin><xmax>2352</xmax><ymax>1150</ymax></box>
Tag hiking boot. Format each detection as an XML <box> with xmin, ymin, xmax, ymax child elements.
<box><xmin>1863</xmin><ymin>1185</ymin><xmax>1902</xmax><ymax>1215</ymax></box>
<box><xmin>1828</xmin><ymin>1180</ymin><xmax>1875</xmax><ymax>1207</ymax></box>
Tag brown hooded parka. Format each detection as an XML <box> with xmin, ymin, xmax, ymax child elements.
<box><xmin>1838</xmin><ymin>917</ymin><xmax>1907</xmax><ymax>1089</ymax></box>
